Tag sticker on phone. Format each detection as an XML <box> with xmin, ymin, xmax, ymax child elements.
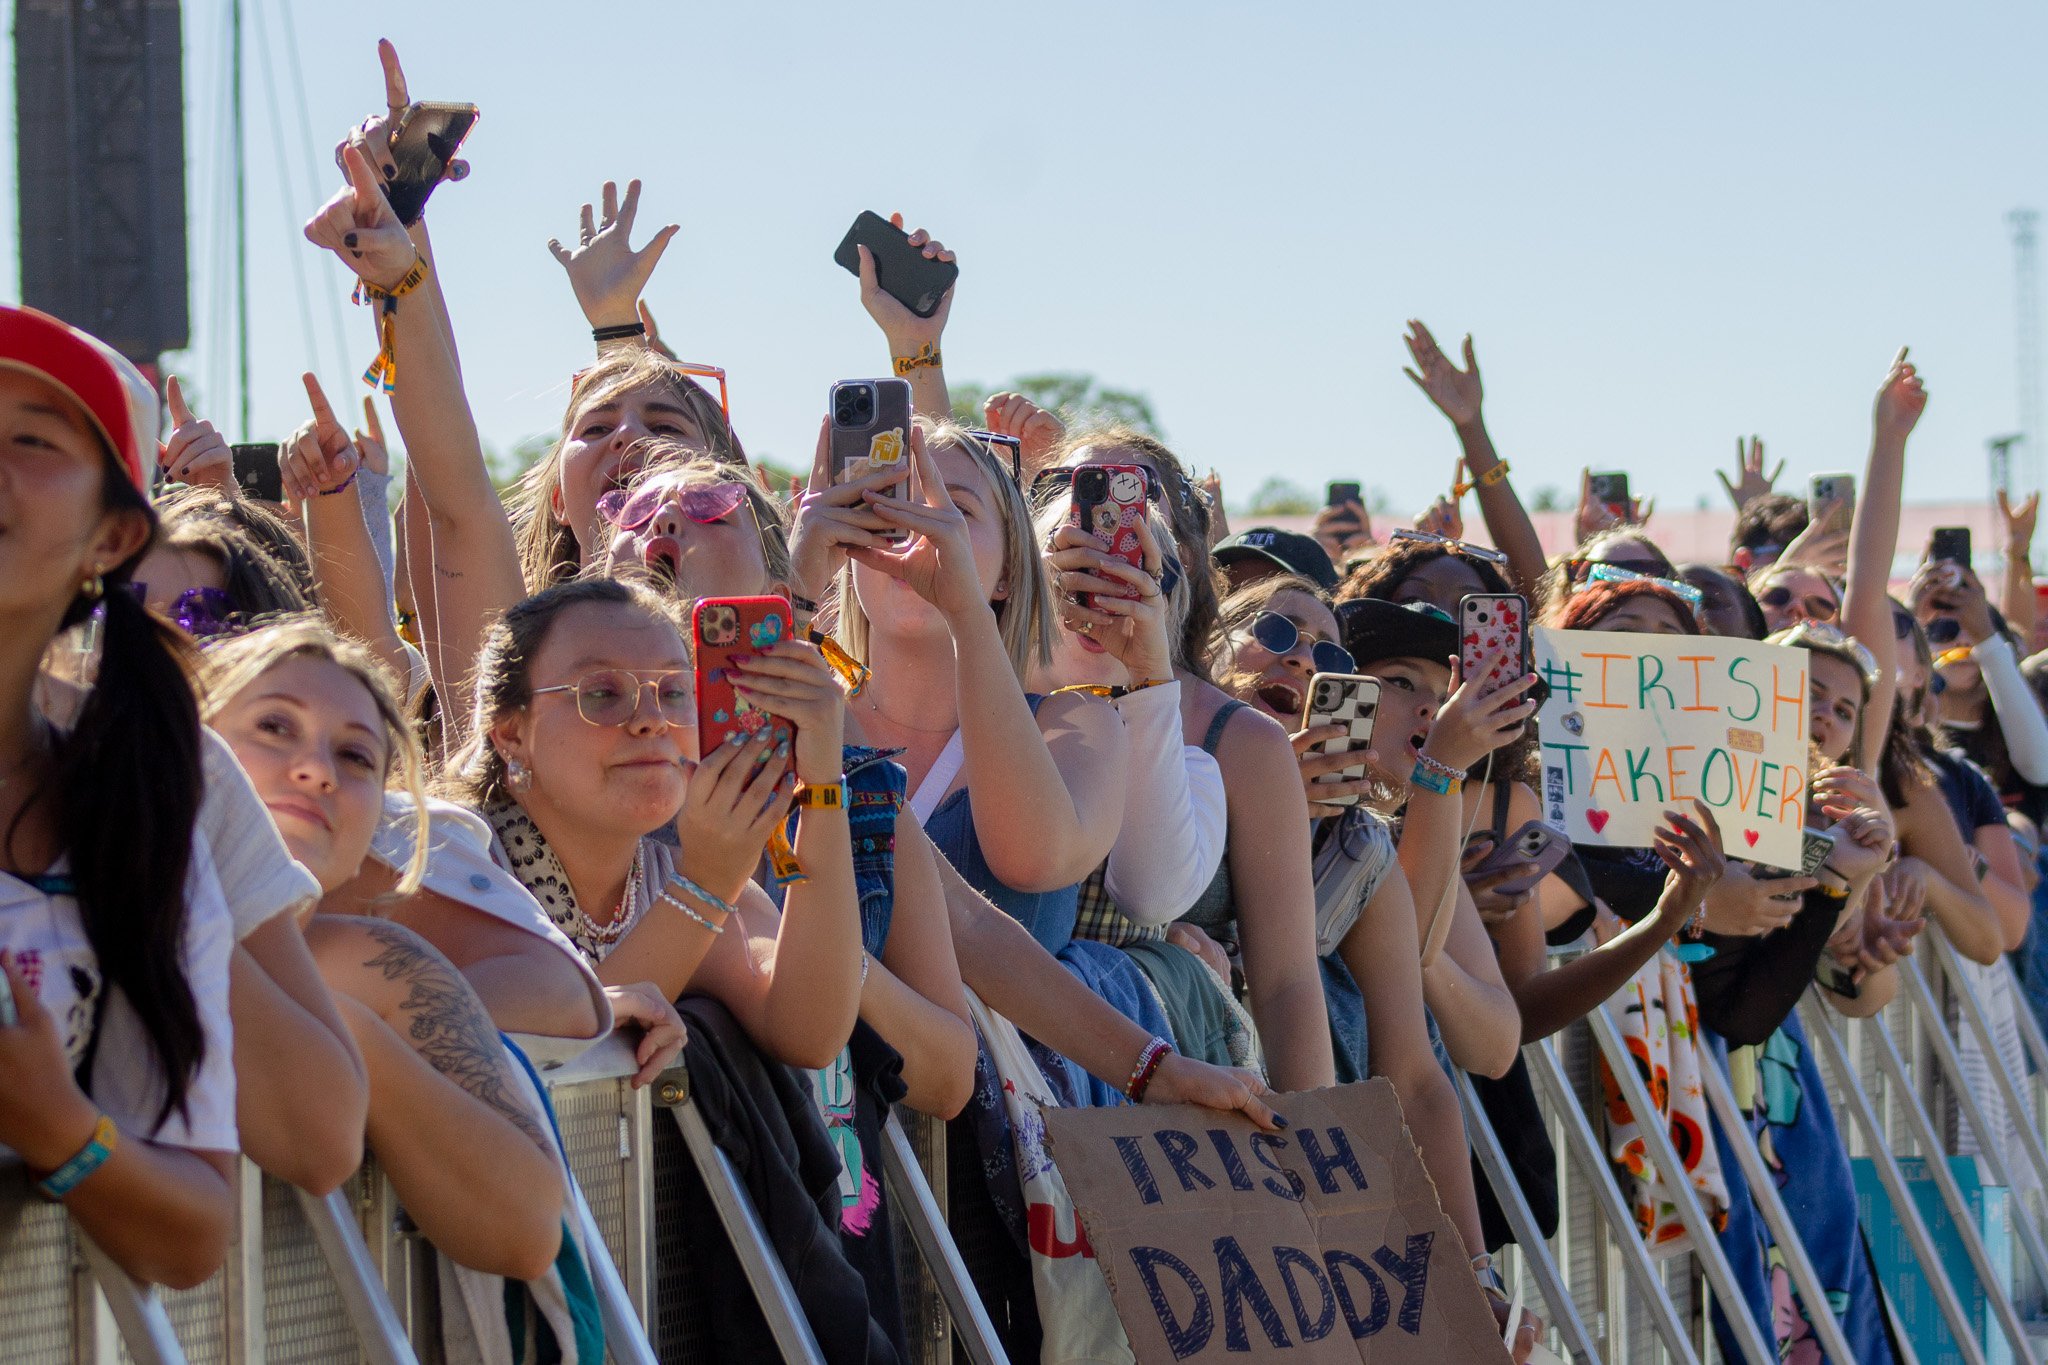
<box><xmin>869</xmin><ymin>429</ymin><xmax>905</xmax><ymax>466</ymax></box>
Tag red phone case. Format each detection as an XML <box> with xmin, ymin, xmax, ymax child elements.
<box><xmin>1071</xmin><ymin>464</ymin><xmax>1148</xmax><ymax>604</ymax></box>
<box><xmin>693</xmin><ymin>596</ymin><xmax>796</xmax><ymax>753</ymax></box>
<box><xmin>1459</xmin><ymin>593</ymin><xmax>1528</xmax><ymax>693</ymax></box>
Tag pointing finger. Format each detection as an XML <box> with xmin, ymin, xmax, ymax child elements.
<box><xmin>165</xmin><ymin>375</ymin><xmax>195</xmax><ymax>428</ymax></box>
<box><xmin>302</xmin><ymin>372</ymin><xmax>342</xmax><ymax>434</ymax></box>
<box><xmin>361</xmin><ymin>395</ymin><xmax>387</xmax><ymax>447</ymax></box>
<box><xmin>378</xmin><ymin>38</ymin><xmax>410</xmax><ymax>114</ymax></box>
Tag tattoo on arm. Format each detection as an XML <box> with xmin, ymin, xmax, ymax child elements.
<box><xmin>358</xmin><ymin>920</ymin><xmax>551</xmax><ymax>1153</ymax></box>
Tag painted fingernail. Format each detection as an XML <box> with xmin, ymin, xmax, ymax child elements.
<box><xmin>344</xmin><ymin>232</ymin><xmax>358</xmax><ymax>248</ymax></box>
<box><xmin>726</xmin><ymin>729</ymin><xmax>745</xmax><ymax>746</ymax></box>
<box><xmin>1272</xmin><ymin>1115</ymin><xmax>1290</xmax><ymax>1129</ymax></box>
<box><xmin>774</xmin><ymin>741</ymin><xmax>789</xmax><ymax>759</ymax></box>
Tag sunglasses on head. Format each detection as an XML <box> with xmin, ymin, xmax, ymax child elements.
<box><xmin>1757</xmin><ymin>584</ymin><xmax>1838</xmax><ymax>621</ymax></box>
<box><xmin>569</xmin><ymin>360</ymin><xmax>732</xmax><ymax>428</ymax></box>
<box><xmin>967</xmin><ymin>430</ymin><xmax>1023</xmax><ymax>485</ymax></box>
<box><xmin>1249</xmin><ymin>612</ymin><xmax>1355</xmax><ymax>675</ymax></box>
<box><xmin>531</xmin><ymin>669</ymin><xmax>694</xmax><ymax>728</ymax></box>
<box><xmin>597</xmin><ymin>480</ymin><xmax>748</xmax><ymax>532</ymax></box>
<box><xmin>1579</xmin><ymin>561</ymin><xmax>1705</xmax><ymax>610</ymax></box>
<box><xmin>128</xmin><ymin>583</ymin><xmax>240</xmax><ymax>639</ymax></box>
<box><xmin>1565</xmin><ymin>553</ymin><xmax>1676</xmax><ymax>584</ymax></box>
<box><xmin>1388</xmin><ymin>527</ymin><xmax>1510</xmax><ymax>566</ymax></box>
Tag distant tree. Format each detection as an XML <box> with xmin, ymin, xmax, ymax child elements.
<box><xmin>1530</xmin><ymin>485</ymin><xmax>1563</xmax><ymax>513</ymax></box>
<box><xmin>1246</xmin><ymin>477</ymin><xmax>1316</xmax><ymax>517</ymax></box>
<box><xmin>951</xmin><ymin>371</ymin><xmax>1161</xmax><ymax>436</ymax></box>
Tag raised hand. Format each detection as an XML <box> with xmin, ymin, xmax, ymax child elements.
<box><xmin>857</xmin><ymin>213</ymin><xmax>955</xmax><ymax>354</ymax></box>
<box><xmin>1701</xmin><ymin>861</ymin><xmax>1811</xmax><ymax>935</ymax></box>
<box><xmin>1200</xmin><ymin>470</ymin><xmax>1229</xmax><ymax>544</ymax></box>
<box><xmin>1461</xmin><ymin>835</ymin><xmax>1536</xmax><ymax>929</ymax></box>
<box><xmin>1571</xmin><ymin>467</ymin><xmax>1651</xmax><ymax>543</ymax></box>
<box><xmin>786</xmin><ymin>417</ymin><xmax>906</xmax><ymax>598</ymax></box>
<box><xmin>673</xmin><ymin>727</ymin><xmax>796</xmax><ymax>907</ymax></box>
<box><xmin>1419</xmin><ymin>651</ymin><xmax>1538</xmax><ymax>772</ymax></box>
<box><xmin>1401</xmin><ymin>320</ymin><xmax>1484</xmax><ymax>429</ymax></box>
<box><xmin>332</xmin><ymin>40</ymin><xmax>468</xmax><ymax>190</ymax></box>
<box><xmin>160</xmin><ymin>376</ymin><xmax>234</xmax><ymax>491</ymax></box>
<box><xmin>848</xmin><ymin>427</ymin><xmax>989</xmax><ymax>621</ymax></box>
<box><xmin>1874</xmin><ymin>346</ymin><xmax>1928</xmax><ymax>444</ymax></box>
<box><xmin>303</xmin><ymin>143</ymin><xmax>416</xmax><ymax>290</ymax></box>
<box><xmin>1047</xmin><ymin>517</ymin><xmax>1174</xmax><ymax>680</ymax></box>
<box><xmin>982</xmin><ymin>392</ymin><xmax>1064</xmax><ymax>470</ymax></box>
<box><xmin>727</xmin><ymin>638</ymin><xmax>849</xmax><ymax>785</ymax></box>
<box><xmin>1651</xmin><ymin>800</ymin><xmax>1728</xmax><ymax>925</ymax></box>
<box><xmin>547</xmin><ymin>180</ymin><xmax>680</xmax><ymax>331</ymax></box>
<box><xmin>1415</xmin><ymin>489</ymin><xmax>1464</xmax><ymax>540</ymax></box>
<box><xmin>1715</xmin><ymin>435</ymin><xmax>1783</xmax><ymax>511</ymax></box>
<box><xmin>1311</xmin><ymin>498</ymin><xmax>1373</xmax><ymax>566</ymax></box>
<box><xmin>279</xmin><ymin>372</ymin><xmax>363</xmax><ymax>504</ymax></box>
<box><xmin>2000</xmin><ymin>488</ymin><xmax>2039</xmax><ymax>551</ymax></box>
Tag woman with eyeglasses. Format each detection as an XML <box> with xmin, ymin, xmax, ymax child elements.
<box><xmin>1750</xmin><ymin>561</ymin><xmax>1843</xmax><ymax>635</ymax></box>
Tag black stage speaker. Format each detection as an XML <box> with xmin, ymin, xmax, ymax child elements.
<box><xmin>15</xmin><ymin>0</ymin><xmax>189</xmax><ymax>364</ymax></box>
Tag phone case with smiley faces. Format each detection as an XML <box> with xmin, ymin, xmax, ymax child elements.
<box><xmin>693</xmin><ymin>596</ymin><xmax>796</xmax><ymax>754</ymax></box>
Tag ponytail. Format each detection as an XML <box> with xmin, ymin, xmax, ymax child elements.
<box><xmin>55</xmin><ymin>514</ymin><xmax>206</xmax><ymax>1128</ymax></box>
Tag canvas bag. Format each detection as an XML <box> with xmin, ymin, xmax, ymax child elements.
<box><xmin>964</xmin><ymin>988</ymin><xmax>1132</xmax><ymax>1365</ymax></box>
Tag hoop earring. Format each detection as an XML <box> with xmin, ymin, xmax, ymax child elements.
<box><xmin>506</xmin><ymin>757</ymin><xmax>534</xmax><ymax>796</ymax></box>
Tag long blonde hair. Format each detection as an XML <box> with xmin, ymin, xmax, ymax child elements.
<box><xmin>200</xmin><ymin>616</ymin><xmax>429</xmax><ymax>893</ymax></box>
<box><xmin>833</xmin><ymin>419</ymin><xmax>1052</xmax><ymax>680</ymax></box>
<box><xmin>508</xmin><ymin>351</ymin><xmax>745</xmax><ymax>589</ymax></box>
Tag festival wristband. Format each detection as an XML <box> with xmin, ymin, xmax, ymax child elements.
<box><xmin>316</xmin><ymin>471</ymin><xmax>358</xmax><ymax>498</ymax></box>
<box><xmin>1477</xmin><ymin>460</ymin><xmax>1510</xmax><ymax>487</ymax></box>
<box><xmin>794</xmin><ymin>779</ymin><xmax>847</xmax><ymax>810</ymax></box>
<box><xmin>1409</xmin><ymin>761</ymin><xmax>1459</xmax><ymax>796</ymax></box>
<box><xmin>353</xmin><ymin>253</ymin><xmax>429</xmax><ymax>393</ymax></box>
<box><xmin>36</xmin><ymin>1113</ymin><xmax>117</xmax><ymax>1201</ymax></box>
<box><xmin>892</xmin><ymin>343</ymin><xmax>942</xmax><ymax>376</ymax></box>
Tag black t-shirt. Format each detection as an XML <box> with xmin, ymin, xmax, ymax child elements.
<box><xmin>1929</xmin><ymin>746</ymin><xmax>2008</xmax><ymax>835</ymax></box>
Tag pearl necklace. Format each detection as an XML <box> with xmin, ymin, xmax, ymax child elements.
<box><xmin>568</xmin><ymin>843</ymin><xmax>645</xmax><ymax>949</ymax></box>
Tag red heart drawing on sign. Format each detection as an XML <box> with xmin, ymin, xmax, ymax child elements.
<box><xmin>1586</xmin><ymin>809</ymin><xmax>1610</xmax><ymax>834</ymax></box>
<box><xmin>1744</xmin><ymin>829</ymin><xmax>1760</xmax><ymax>847</ymax></box>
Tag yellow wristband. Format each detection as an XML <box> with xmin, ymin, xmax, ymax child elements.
<box><xmin>892</xmin><ymin>344</ymin><xmax>942</xmax><ymax>376</ymax></box>
<box><xmin>1478</xmin><ymin>460</ymin><xmax>1511</xmax><ymax>487</ymax></box>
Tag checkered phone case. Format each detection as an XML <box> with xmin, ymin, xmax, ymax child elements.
<box><xmin>1305</xmin><ymin>673</ymin><xmax>1379</xmax><ymax>806</ymax></box>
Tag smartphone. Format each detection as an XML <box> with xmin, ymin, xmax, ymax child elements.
<box><xmin>1587</xmin><ymin>471</ymin><xmax>1630</xmax><ymax>518</ymax></box>
<box><xmin>384</xmin><ymin>102</ymin><xmax>479</xmax><ymax>226</ymax></box>
<box><xmin>1930</xmin><ymin>526</ymin><xmax>1973</xmax><ymax>570</ymax></box>
<box><xmin>828</xmin><ymin>378</ymin><xmax>914</xmax><ymax>543</ymax></box>
<box><xmin>1459</xmin><ymin>593</ymin><xmax>1530</xmax><ymax>694</ymax></box>
<box><xmin>1302</xmin><ymin>673</ymin><xmax>1380</xmax><ymax>807</ymax></box>
<box><xmin>1467</xmin><ymin>820</ymin><xmax>1572</xmax><ymax>898</ymax></box>
<box><xmin>1070</xmin><ymin>464</ymin><xmax>1148</xmax><ymax>606</ymax></box>
<box><xmin>1327</xmin><ymin>480</ymin><xmax>1362</xmax><ymax>508</ymax></box>
<box><xmin>1809</xmin><ymin>472</ymin><xmax>1855</xmax><ymax>528</ymax></box>
<box><xmin>693</xmin><ymin>596</ymin><xmax>796</xmax><ymax>754</ymax></box>
<box><xmin>231</xmin><ymin>443</ymin><xmax>284</xmax><ymax>504</ymax></box>
<box><xmin>1815</xmin><ymin>956</ymin><xmax>1860</xmax><ymax>999</ymax></box>
<box><xmin>833</xmin><ymin>211</ymin><xmax>959</xmax><ymax>319</ymax></box>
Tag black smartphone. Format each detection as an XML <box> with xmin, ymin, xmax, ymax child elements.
<box><xmin>833</xmin><ymin>211</ymin><xmax>958</xmax><ymax>319</ymax></box>
<box><xmin>1327</xmin><ymin>480</ymin><xmax>1362</xmax><ymax>507</ymax></box>
<box><xmin>1930</xmin><ymin>526</ymin><xmax>1973</xmax><ymax>570</ymax></box>
<box><xmin>1588</xmin><ymin>472</ymin><xmax>1630</xmax><ymax>516</ymax></box>
<box><xmin>385</xmin><ymin>101</ymin><xmax>479</xmax><ymax>226</ymax></box>
<box><xmin>231</xmin><ymin>443</ymin><xmax>284</xmax><ymax>504</ymax></box>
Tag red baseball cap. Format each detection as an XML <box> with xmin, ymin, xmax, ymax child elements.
<box><xmin>0</xmin><ymin>305</ymin><xmax>156</xmax><ymax>494</ymax></box>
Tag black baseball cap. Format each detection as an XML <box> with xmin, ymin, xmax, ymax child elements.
<box><xmin>1336</xmin><ymin>598</ymin><xmax>1459</xmax><ymax>668</ymax></box>
<box><xmin>1212</xmin><ymin>527</ymin><xmax>1339</xmax><ymax>592</ymax></box>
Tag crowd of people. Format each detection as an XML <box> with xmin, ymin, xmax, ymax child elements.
<box><xmin>6</xmin><ymin>38</ymin><xmax>2048</xmax><ymax>1365</ymax></box>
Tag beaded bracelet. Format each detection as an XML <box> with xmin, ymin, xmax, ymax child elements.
<box><xmin>1127</xmin><ymin>1036</ymin><xmax>1173</xmax><ymax>1102</ymax></box>
<box><xmin>658</xmin><ymin>873</ymin><xmax>733</xmax><ymax>935</ymax></box>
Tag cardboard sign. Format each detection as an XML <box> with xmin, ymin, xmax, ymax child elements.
<box><xmin>1533</xmin><ymin>627</ymin><xmax>1810</xmax><ymax>871</ymax></box>
<box><xmin>1044</xmin><ymin>1080</ymin><xmax>1509</xmax><ymax>1363</ymax></box>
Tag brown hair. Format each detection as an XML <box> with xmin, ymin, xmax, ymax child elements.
<box><xmin>1336</xmin><ymin>535</ymin><xmax>1514</xmax><ymax>606</ymax></box>
<box><xmin>1557</xmin><ymin>577</ymin><xmax>1701</xmax><ymax>634</ymax></box>
<box><xmin>153</xmin><ymin>484</ymin><xmax>317</xmax><ymax>616</ymax></box>
<box><xmin>200</xmin><ymin>616</ymin><xmax>429</xmax><ymax>892</ymax></box>
<box><xmin>444</xmin><ymin>576</ymin><xmax>688</xmax><ymax>808</ymax></box>
<box><xmin>1048</xmin><ymin>425</ymin><xmax>1218</xmax><ymax>683</ymax></box>
<box><xmin>1205</xmin><ymin>572</ymin><xmax>1328</xmax><ymax>700</ymax></box>
<box><xmin>508</xmin><ymin>351</ymin><xmax>746</xmax><ymax>589</ymax></box>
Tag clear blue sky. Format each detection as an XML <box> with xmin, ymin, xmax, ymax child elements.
<box><xmin>7</xmin><ymin>1</ymin><xmax>2048</xmax><ymax>517</ymax></box>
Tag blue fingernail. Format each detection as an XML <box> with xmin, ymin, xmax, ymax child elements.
<box><xmin>1272</xmin><ymin>1115</ymin><xmax>1290</xmax><ymax>1130</ymax></box>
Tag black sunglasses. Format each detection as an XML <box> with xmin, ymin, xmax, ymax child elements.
<box><xmin>1250</xmin><ymin>612</ymin><xmax>1355</xmax><ymax>675</ymax></box>
<box><xmin>966</xmin><ymin>430</ymin><xmax>1023</xmax><ymax>485</ymax></box>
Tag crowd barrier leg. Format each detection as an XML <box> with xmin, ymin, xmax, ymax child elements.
<box><xmin>878</xmin><ymin>1112</ymin><xmax>1009</xmax><ymax>1365</ymax></box>
<box><xmin>1895</xmin><ymin>951</ymin><xmax>2048</xmax><ymax>1297</ymax></box>
<box><xmin>654</xmin><ymin>1064</ymin><xmax>827</xmax><ymax>1365</ymax></box>
<box><xmin>566</xmin><ymin>1175</ymin><xmax>659</xmax><ymax>1365</ymax></box>
<box><xmin>1586</xmin><ymin>1002</ymin><xmax>1776</xmax><ymax>1365</ymax></box>
<box><xmin>1808</xmin><ymin>992</ymin><xmax>2027</xmax><ymax>1362</ymax></box>
<box><xmin>292</xmin><ymin>1188</ymin><xmax>418</xmax><ymax>1365</ymax></box>
<box><xmin>74</xmin><ymin>1236</ymin><xmax>187</xmax><ymax>1365</ymax></box>
<box><xmin>1455</xmin><ymin>1069</ymin><xmax>1602</xmax><ymax>1363</ymax></box>
<box><xmin>1926</xmin><ymin>931</ymin><xmax>2048</xmax><ymax>1211</ymax></box>
<box><xmin>1694</xmin><ymin>1045</ymin><xmax>1859</xmax><ymax>1363</ymax></box>
<box><xmin>1524</xmin><ymin>1035</ymin><xmax>1701</xmax><ymax>1363</ymax></box>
